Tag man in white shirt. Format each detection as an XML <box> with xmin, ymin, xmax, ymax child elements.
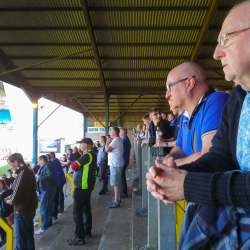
<box><xmin>105</xmin><ymin>127</ymin><xmax>124</xmax><ymax>208</ymax></box>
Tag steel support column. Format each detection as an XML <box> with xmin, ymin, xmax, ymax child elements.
<box><xmin>105</xmin><ymin>105</ymin><xmax>109</xmax><ymax>135</ymax></box>
<box><xmin>32</xmin><ymin>106</ymin><xmax>38</xmax><ymax>164</ymax></box>
<box><xmin>83</xmin><ymin>115</ymin><xmax>86</xmax><ymax>139</ymax></box>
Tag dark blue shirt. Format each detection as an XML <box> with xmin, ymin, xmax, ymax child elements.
<box><xmin>68</xmin><ymin>152</ymin><xmax>81</xmax><ymax>162</ymax></box>
<box><xmin>48</xmin><ymin>160</ymin><xmax>61</xmax><ymax>188</ymax></box>
<box><xmin>122</xmin><ymin>136</ymin><xmax>131</xmax><ymax>165</ymax></box>
<box><xmin>51</xmin><ymin>158</ymin><xmax>66</xmax><ymax>183</ymax></box>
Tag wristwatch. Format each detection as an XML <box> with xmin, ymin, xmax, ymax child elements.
<box><xmin>164</xmin><ymin>142</ymin><xmax>168</xmax><ymax>147</ymax></box>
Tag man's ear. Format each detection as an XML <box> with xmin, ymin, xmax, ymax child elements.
<box><xmin>186</xmin><ymin>77</ymin><xmax>196</xmax><ymax>92</ymax></box>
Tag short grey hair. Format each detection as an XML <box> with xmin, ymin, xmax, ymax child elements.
<box><xmin>120</xmin><ymin>127</ymin><xmax>127</xmax><ymax>135</ymax></box>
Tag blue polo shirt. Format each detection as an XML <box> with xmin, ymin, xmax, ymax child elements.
<box><xmin>68</xmin><ymin>152</ymin><xmax>81</xmax><ymax>162</ymax></box>
<box><xmin>122</xmin><ymin>136</ymin><xmax>131</xmax><ymax>165</ymax></box>
<box><xmin>176</xmin><ymin>92</ymin><xmax>229</xmax><ymax>157</ymax></box>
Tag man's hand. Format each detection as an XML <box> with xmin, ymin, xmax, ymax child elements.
<box><xmin>141</xmin><ymin>141</ymin><xmax>145</xmax><ymax>148</ymax></box>
<box><xmin>146</xmin><ymin>158</ymin><xmax>188</xmax><ymax>205</ymax></box>
<box><xmin>136</xmin><ymin>136</ymin><xmax>141</xmax><ymax>143</ymax></box>
<box><xmin>155</xmin><ymin>139</ymin><xmax>165</xmax><ymax>147</ymax></box>
<box><xmin>107</xmin><ymin>138</ymin><xmax>113</xmax><ymax>145</ymax></box>
<box><xmin>5</xmin><ymin>195</ymin><xmax>13</xmax><ymax>205</ymax></box>
<box><xmin>35</xmin><ymin>174</ymin><xmax>39</xmax><ymax>182</ymax></box>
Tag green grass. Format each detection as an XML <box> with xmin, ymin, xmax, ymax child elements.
<box><xmin>0</xmin><ymin>162</ymin><xmax>32</xmax><ymax>176</ymax></box>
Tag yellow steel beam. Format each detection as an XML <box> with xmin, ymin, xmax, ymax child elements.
<box><xmin>0</xmin><ymin>215</ymin><xmax>13</xmax><ymax>250</ymax></box>
<box><xmin>190</xmin><ymin>0</ymin><xmax>220</xmax><ymax>62</ymax></box>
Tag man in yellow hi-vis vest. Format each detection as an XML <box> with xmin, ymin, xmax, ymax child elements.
<box><xmin>66</xmin><ymin>138</ymin><xmax>97</xmax><ymax>246</ymax></box>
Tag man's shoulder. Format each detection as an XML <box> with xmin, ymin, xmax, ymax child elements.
<box><xmin>205</xmin><ymin>91</ymin><xmax>230</xmax><ymax>105</ymax></box>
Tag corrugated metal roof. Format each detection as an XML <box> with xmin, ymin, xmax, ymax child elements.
<box><xmin>28</xmin><ymin>80</ymin><xmax>101</xmax><ymax>87</ymax></box>
<box><xmin>0</xmin><ymin>30</ymin><xmax>90</xmax><ymax>43</ymax></box>
<box><xmin>95</xmin><ymin>30</ymin><xmax>199</xmax><ymax>43</ymax></box>
<box><xmin>0</xmin><ymin>0</ymin><xmax>241</xmax><ymax>114</ymax></box>
<box><xmin>91</xmin><ymin>10</ymin><xmax>207</xmax><ymax>27</ymax></box>
<box><xmin>89</xmin><ymin>0</ymin><xmax>211</xmax><ymax>8</ymax></box>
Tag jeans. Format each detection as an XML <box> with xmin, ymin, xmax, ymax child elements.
<box><xmin>14</xmin><ymin>210</ymin><xmax>36</xmax><ymax>250</ymax></box>
<box><xmin>58</xmin><ymin>181</ymin><xmax>65</xmax><ymax>209</ymax></box>
<box><xmin>120</xmin><ymin>165</ymin><xmax>128</xmax><ymax>194</ymax></box>
<box><xmin>40</xmin><ymin>188</ymin><xmax>56</xmax><ymax>230</ymax></box>
<box><xmin>73</xmin><ymin>188</ymin><xmax>92</xmax><ymax>240</ymax></box>
<box><xmin>99</xmin><ymin>164</ymin><xmax>108</xmax><ymax>191</ymax></box>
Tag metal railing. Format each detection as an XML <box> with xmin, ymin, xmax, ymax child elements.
<box><xmin>0</xmin><ymin>215</ymin><xmax>14</xmax><ymax>250</ymax></box>
<box><xmin>133</xmin><ymin>139</ymin><xmax>185</xmax><ymax>250</ymax></box>
<box><xmin>66</xmin><ymin>172</ymin><xmax>75</xmax><ymax>195</ymax></box>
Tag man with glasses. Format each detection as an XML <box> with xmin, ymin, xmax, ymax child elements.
<box><xmin>146</xmin><ymin>1</ymin><xmax>250</xmax><ymax>248</ymax></box>
<box><xmin>159</xmin><ymin>62</ymin><xmax>229</xmax><ymax>166</ymax></box>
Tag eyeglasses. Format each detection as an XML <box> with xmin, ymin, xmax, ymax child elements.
<box><xmin>150</xmin><ymin>112</ymin><xmax>162</xmax><ymax>117</ymax></box>
<box><xmin>217</xmin><ymin>27</ymin><xmax>250</xmax><ymax>47</ymax></box>
<box><xmin>166</xmin><ymin>76</ymin><xmax>196</xmax><ymax>92</ymax></box>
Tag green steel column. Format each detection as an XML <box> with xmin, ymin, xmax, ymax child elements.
<box><xmin>105</xmin><ymin>105</ymin><xmax>109</xmax><ymax>135</ymax></box>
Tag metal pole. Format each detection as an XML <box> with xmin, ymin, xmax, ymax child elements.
<box><xmin>83</xmin><ymin>115</ymin><xmax>86</xmax><ymax>138</ymax></box>
<box><xmin>74</xmin><ymin>96</ymin><xmax>106</xmax><ymax>128</ymax></box>
<box><xmin>119</xmin><ymin>118</ymin><xmax>122</xmax><ymax>127</ymax></box>
<box><xmin>105</xmin><ymin>105</ymin><xmax>109</xmax><ymax>135</ymax></box>
<box><xmin>32</xmin><ymin>107</ymin><xmax>38</xmax><ymax>164</ymax></box>
<box><xmin>109</xmin><ymin>95</ymin><xmax>141</xmax><ymax>127</ymax></box>
<box><xmin>140</xmin><ymin>146</ymin><xmax>158</xmax><ymax>250</ymax></box>
<box><xmin>135</xmin><ymin>144</ymin><xmax>148</xmax><ymax>217</ymax></box>
<box><xmin>158</xmin><ymin>201</ymin><xmax>176</xmax><ymax>250</ymax></box>
<box><xmin>38</xmin><ymin>99</ymin><xmax>66</xmax><ymax>127</ymax></box>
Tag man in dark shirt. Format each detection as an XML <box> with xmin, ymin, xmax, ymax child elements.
<box><xmin>61</xmin><ymin>148</ymin><xmax>81</xmax><ymax>172</ymax></box>
<box><xmin>6</xmin><ymin>153</ymin><xmax>36</xmax><ymax>250</ymax></box>
<box><xmin>148</xmin><ymin>107</ymin><xmax>174</xmax><ymax>154</ymax></box>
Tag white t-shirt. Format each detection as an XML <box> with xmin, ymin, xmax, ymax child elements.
<box><xmin>108</xmin><ymin>137</ymin><xmax>124</xmax><ymax>167</ymax></box>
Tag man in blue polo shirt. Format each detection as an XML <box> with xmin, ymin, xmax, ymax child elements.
<box><xmin>162</xmin><ymin>62</ymin><xmax>229</xmax><ymax>166</ymax></box>
<box><xmin>119</xmin><ymin>128</ymin><xmax>131</xmax><ymax>198</ymax></box>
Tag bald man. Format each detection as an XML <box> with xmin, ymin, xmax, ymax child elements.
<box><xmin>146</xmin><ymin>1</ymin><xmax>250</xmax><ymax>248</ymax></box>
<box><xmin>162</xmin><ymin>62</ymin><xmax>229</xmax><ymax>166</ymax></box>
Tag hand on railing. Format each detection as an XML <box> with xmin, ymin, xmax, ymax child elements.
<box><xmin>146</xmin><ymin>158</ymin><xmax>188</xmax><ymax>205</ymax></box>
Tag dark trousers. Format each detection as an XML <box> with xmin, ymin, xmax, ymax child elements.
<box><xmin>99</xmin><ymin>164</ymin><xmax>108</xmax><ymax>191</ymax></box>
<box><xmin>53</xmin><ymin>186</ymin><xmax>59</xmax><ymax>217</ymax></box>
<box><xmin>120</xmin><ymin>165</ymin><xmax>128</xmax><ymax>194</ymax></box>
<box><xmin>58</xmin><ymin>181</ymin><xmax>65</xmax><ymax>209</ymax></box>
<box><xmin>73</xmin><ymin>188</ymin><xmax>92</xmax><ymax>240</ymax></box>
<box><xmin>14</xmin><ymin>210</ymin><xmax>36</xmax><ymax>250</ymax></box>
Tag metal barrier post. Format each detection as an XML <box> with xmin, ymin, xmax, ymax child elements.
<box><xmin>66</xmin><ymin>172</ymin><xmax>75</xmax><ymax>194</ymax></box>
<box><xmin>158</xmin><ymin>201</ymin><xmax>176</xmax><ymax>250</ymax></box>
<box><xmin>0</xmin><ymin>215</ymin><xmax>14</xmax><ymax>250</ymax></box>
<box><xmin>134</xmin><ymin>141</ymin><xmax>142</xmax><ymax>188</ymax></box>
<box><xmin>135</xmin><ymin>144</ymin><xmax>148</xmax><ymax>217</ymax></box>
<box><xmin>38</xmin><ymin>201</ymin><xmax>41</xmax><ymax>227</ymax></box>
<box><xmin>140</xmin><ymin>146</ymin><xmax>158</xmax><ymax>250</ymax></box>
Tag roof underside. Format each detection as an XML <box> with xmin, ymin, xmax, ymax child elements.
<box><xmin>0</xmin><ymin>0</ymin><xmax>243</xmax><ymax>115</ymax></box>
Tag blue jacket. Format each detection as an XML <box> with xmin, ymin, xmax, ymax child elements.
<box><xmin>37</xmin><ymin>162</ymin><xmax>56</xmax><ymax>192</ymax></box>
<box><xmin>51</xmin><ymin>158</ymin><xmax>66</xmax><ymax>184</ymax></box>
<box><xmin>49</xmin><ymin>160</ymin><xmax>61</xmax><ymax>187</ymax></box>
<box><xmin>122</xmin><ymin>136</ymin><xmax>131</xmax><ymax>166</ymax></box>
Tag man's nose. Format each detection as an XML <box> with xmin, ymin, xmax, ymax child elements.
<box><xmin>165</xmin><ymin>91</ymin><xmax>171</xmax><ymax>99</ymax></box>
